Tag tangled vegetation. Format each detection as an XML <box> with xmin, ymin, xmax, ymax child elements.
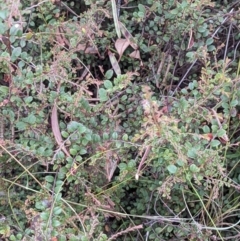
<box><xmin>0</xmin><ymin>0</ymin><xmax>240</xmax><ymax>240</ymax></box>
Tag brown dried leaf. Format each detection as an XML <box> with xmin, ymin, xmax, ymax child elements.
<box><xmin>108</xmin><ymin>50</ymin><xmax>121</xmax><ymax>75</ymax></box>
<box><xmin>115</xmin><ymin>38</ymin><xmax>130</xmax><ymax>61</ymax></box>
<box><xmin>98</xmin><ymin>65</ymin><xmax>104</xmax><ymax>75</ymax></box>
<box><xmin>129</xmin><ymin>50</ymin><xmax>143</xmax><ymax>66</ymax></box>
<box><xmin>85</xmin><ymin>46</ymin><xmax>98</xmax><ymax>54</ymax></box>
<box><xmin>201</xmin><ymin>133</ymin><xmax>213</xmax><ymax>141</ymax></box>
<box><xmin>119</xmin><ymin>21</ymin><xmax>138</xmax><ymax>50</ymax></box>
<box><xmin>3</xmin><ymin>73</ymin><xmax>12</xmax><ymax>83</ymax></box>
<box><xmin>129</xmin><ymin>50</ymin><xmax>140</xmax><ymax>59</ymax></box>
<box><xmin>74</xmin><ymin>43</ymin><xmax>99</xmax><ymax>54</ymax></box>
<box><xmin>76</xmin><ymin>44</ymin><xmax>87</xmax><ymax>51</ymax></box>
<box><xmin>105</xmin><ymin>156</ymin><xmax>118</xmax><ymax>182</ymax></box>
<box><xmin>187</xmin><ymin>29</ymin><xmax>194</xmax><ymax>49</ymax></box>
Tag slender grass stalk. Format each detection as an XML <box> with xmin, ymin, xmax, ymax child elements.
<box><xmin>111</xmin><ymin>0</ymin><xmax>121</xmax><ymax>38</ymax></box>
<box><xmin>187</xmin><ymin>177</ymin><xmax>224</xmax><ymax>241</ymax></box>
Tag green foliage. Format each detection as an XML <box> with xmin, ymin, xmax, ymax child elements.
<box><xmin>0</xmin><ymin>0</ymin><xmax>240</xmax><ymax>240</ymax></box>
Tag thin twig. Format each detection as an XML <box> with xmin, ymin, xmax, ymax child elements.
<box><xmin>25</xmin><ymin>0</ymin><xmax>49</xmax><ymax>10</ymax></box>
<box><xmin>135</xmin><ymin>145</ymin><xmax>151</xmax><ymax>180</ymax></box>
<box><xmin>108</xmin><ymin>224</ymin><xmax>143</xmax><ymax>240</ymax></box>
<box><xmin>171</xmin><ymin>59</ymin><xmax>197</xmax><ymax>96</ymax></box>
<box><xmin>223</xmin><ymin>22</ymin><xmax>232</xmax><ymax>63</ymax></box>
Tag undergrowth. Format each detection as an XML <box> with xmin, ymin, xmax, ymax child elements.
<box><xmin>0</xmin><ymin>0</ymin><xmax>240</xmax><ymax>240</ymax></box>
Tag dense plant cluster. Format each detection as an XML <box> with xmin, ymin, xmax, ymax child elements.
<box><xmin>0</xmin><ymin>0</ymin><xmax>240</xmax><ymax>240</ymax></box>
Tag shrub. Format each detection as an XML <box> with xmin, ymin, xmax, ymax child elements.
<box><xmin>0</xmin><ymin>0</ymin><xmax>240</xmax><ymax>240</ymax></box>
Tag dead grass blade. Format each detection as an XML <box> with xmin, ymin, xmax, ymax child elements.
<box><xmin>111</xmin><ymin>0</ymin><xmax>121</xmax><ymax>38</ymax></box>
<box><xmin>51</xmin><ymin>104</ymin><xmax>70</xmax><ymax>157</ymax></box>
<box><xmin>108</xmin><ymin>50</ymin><xmax>121</xmax><ymax>75</ymax></box>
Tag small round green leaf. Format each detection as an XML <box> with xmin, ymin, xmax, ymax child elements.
<box><xmin>67</xmin><ymin>121</ymin><xmax>79</xmax><ymax>132</ymax></box>
<box><xmin>81</xmin><ymin>138</ymin><xmax>89</xmax><ymax>146</ymax></box>
<box><xmin>52</xmin><ymin>218</ymin><xmax>61</xmax><ymax>227</ymax></box>
<box><xmin>0</xmin><ymin>10</ymin><xmax>8</xmax><ymax>20</ymax></box>
<box><xmin>170</xmin><ymin>8</ymin><xmax>178</xmax><ymax>14</ymax></box>
<box><xmin>207</xmin><ymin>45</ymin><xmax>216</xmax><ymax>51</ymax></box>
<box><xmin>75</xmin><ymin>155</ymin><xmax>82</xmax><ymax>162</ymax></box>
<box><xmin>167</xmin><ymin>226</ymin><xmax>173</xmax><ymax>232</ymax></box>
<box><xmin>203</xmin><ymin>125</ymin><xmax>210</xmax><ymax>133</ymax></box>
<box><xmin>45</xmin><ymin>175</ymin><xmax>54</xmax><ymax>183</ymax></box>
<box><xmin>177</xmin><ymin>159</ymin><xmax>184</xmax><ymax>167</ymax></box>
<box><xmin>206</xmin><ymin>38</ymin><xmax>213</xmax><ymax>46</ymax></box>
<box><xmin>93</xmin><ymin>134</ymin><xmax>101</xmax><ymax>142</ymax></box>
<box><xmin>112</xmin><ymin>132</ymin><xmax>118</xmax><ymax>139</ymax></box>
<box><xmin>70</xmin><ymin>148</ymin><xmax>78</xmax><ymax>156</ymax></box>
<box><xmin>40</xmin><ymin>212</ymin><xmax>50</xmax><ymax>221</ymax></box>
<box><xmin>0</xmin><ymin>86</ymin><xmax>9</xmax><ymax>94</ymax></box>
<box><xmin>53</xmin><ymin>206</ymin><xmax>62</xmax><ymax>215</ymax></box>
<box><xmin>0</xmin><ymin>22</ymin><xmax>7</xmax><ymax>34</ymax></box>
<box><xmin>122</xmin><ymin>133</ymin><xmax>128</xmax><ymax>141</ymax></box>
<box><xmin>230</xmin><ymin>99</ymin><xmax>238</xmax><ymax>107</ymax></box>
<box><xmin>103</xmin><ymin>132</ymin><xmax>109</xmax><ymax>140</ymax></box>
<box><xmin>11</xmin><ymin>47</ymin><xmax>22</xmax><ymax>61</ymax></box>
<box><xmin>217</xmin><ymin>129</ymin><xmax>226</xmax><ymax>138</ymax></box>
<box><xmin>24</xmin><ymin>114</ymin><xmax>36</xmax><ymax>124</ymax></box>
<box><xmin>138</xmin><ymin>12</ymin><xmax>145</xmax><ymax>18</ymax></box>
<box><xmin>16</xmin><ymin>121</ymin><xmax>27</xmax><ymax>130</ymax></box>
<box><xmin>186</xmin><ymin>51</ymin><xmax>195</xmax><ymax>59</ymax></box>
<box><xmin>80</xmin><ymin>148</ymin><xmax>87</xmax><ymax>155</ymax></box>
<box><xmin>24</xmin><ymin>96</ymin><xmax>33</xmax><ymax>103</ymax></box>
<box><xmin>198</xmin><ymin>26</ymin><xmax>206</xmax><ymax>33</ymax></box>
<box><xmin>104</xmin><ymin>80</ymin><xmax>113</xmax><ymax>89</ymax></box>
<box><xmin>210</xmin><ymin>139</ymin><xmax>221</xmax><ymax>147</ymax></box>
<box><xmin>61</xmin><ymin>131</ymin><xmax>69</xmax><ymax>138</ymax></box>
<box><xmin>167</xmin><ymin>164</ymin><xmax>178</xmax><ymax>174</ymax></box>
<box><xmin>155</xmin><ymin>227</ymin><xmax>162</xmax><ymax>234</ymax></box>
<box><xmin>78</xmin><ymin>124</ymin><xmax>87</xmax><ymax>134</ymax></box>
<box><xmin>99</xmin><ymin>88</ymin><xmax>108</xmax><ymax>102</ymax></box>
<box><xmin>189</xmin><ymin>164</ymin><xmax>200</xmax><ymax>173</ymax></box>
<box><xmin>10</xmin><ymin>25</ymin><xmax>20</xmax><ymax>36</ymax></box>
<box><xmin>105</xmin><ymin>69</ymin><xmax>114</xmax><ymax>79</ymax></box>
<box><xmin>138</xmin><ymin>4</ymin><xmax>146</xmax><ymax>13</ymax></box>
